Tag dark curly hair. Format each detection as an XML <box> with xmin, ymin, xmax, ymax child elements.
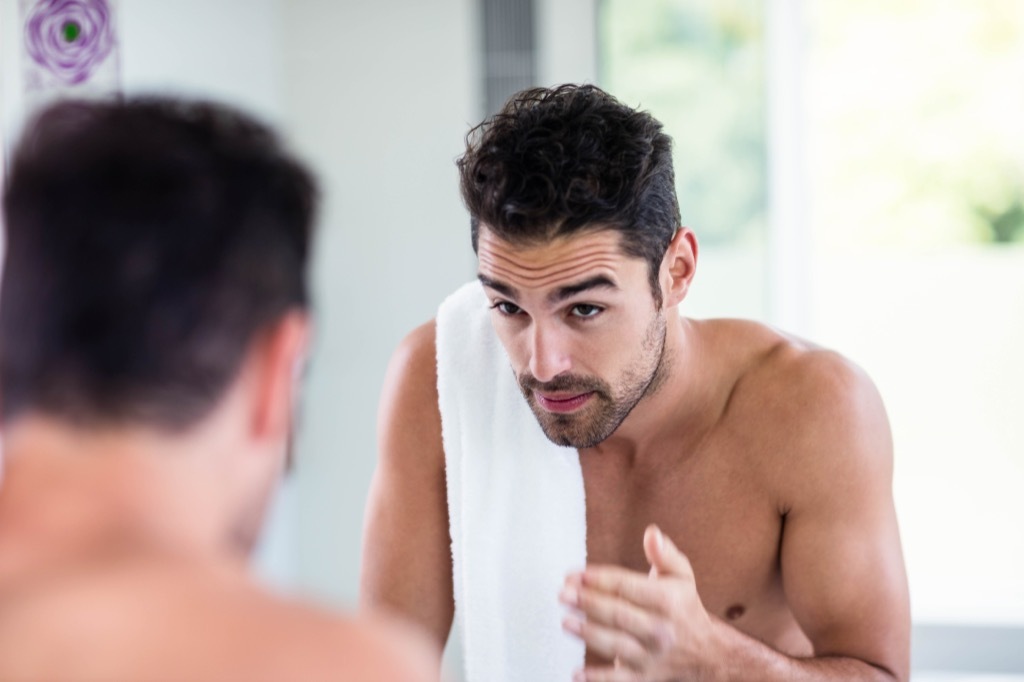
<box><xmin>458</xmin><ymin>84</ymin><xmax>680</xmax><ymax>304</ymax></box>
<box><xmin>1</xmin><ymin>97</ymin><xmax>317</xmax><ymax>429</ymax></box>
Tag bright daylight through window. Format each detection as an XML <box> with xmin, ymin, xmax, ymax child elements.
<box><xmin>600</xmin><ymin>0</ymin><xmax>1024</xmax><ymax>626</ymax></box>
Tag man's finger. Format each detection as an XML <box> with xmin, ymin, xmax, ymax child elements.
<box><xmin>643</xmin><ymin>524</ymin><xmax>694</xmax><ymax>580</ymax></box>
<box><xmin>560</xmin><ymin>584</ymin><xmax>675</xmax><ymax>653</ymax></box>
<box><xmin>562</xmin><ymin>615</ymin><xmax>647</xmax><ymax>669</ymax></box>
<box><xmin>576</xmin><ymin>566</ymin><xmax>670</xmax><ymax>613</ymax></box>
<box><xmin>573</xmin><ymin>665</ymin><xmax>644</xmax><ymax>682</ymax></box>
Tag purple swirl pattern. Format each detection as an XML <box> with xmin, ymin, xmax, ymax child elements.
<box><xmin>24</xmin><ymin>0</ymin><xmax>116</xmax><ymax>86</ymax></box>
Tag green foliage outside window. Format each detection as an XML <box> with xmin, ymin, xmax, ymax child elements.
<box><xmin>599</xmin><ymin>0</ymin><xmax>767</xmax><ymax>248</ymax></box>
<box><xmin>809</xmin><ymin>0</ymin><xmax>1024</xmax><ymax>247</ymax></box>
<box><xmin>601</xmin><ymin>0</ymin><xmax>1024</xmax><ymax>247</ymax></box>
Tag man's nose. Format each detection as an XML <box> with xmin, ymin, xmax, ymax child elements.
<box><xmin>528</xmin><ymin>321</ymin><xmax>573</xmax><ymax>383</ymax></box>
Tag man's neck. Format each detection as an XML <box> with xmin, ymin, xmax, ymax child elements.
<box><xmin>0</xmin><ymin>416</ymin><xmax>231</xmax><ymax>582</ymax></box>
<box><xmin>583</xmin><ymin>314</ymin><xmax>725</xmax><ymax>467</ymax></box>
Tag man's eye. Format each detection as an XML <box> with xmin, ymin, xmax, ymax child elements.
<box><xmin>492</xmin><ymin>301</ymin><xmax>522</xmax><ymax>316</ymax></box>
<box><xmin>571</xmin><ymin>304</ymin><xmax>603</xmax><ymax>318</ymax></box>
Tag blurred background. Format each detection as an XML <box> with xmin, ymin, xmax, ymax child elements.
<box><xmin>1</xmin><ymin>0</ymin><xmax>1022</xmax><ymax>679</ymax></box>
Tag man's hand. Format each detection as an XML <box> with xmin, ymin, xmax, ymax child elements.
<box><xmin>560</xmin><ymin>525</ymin><xmax>718</xmax><ymax>682</ymax></box>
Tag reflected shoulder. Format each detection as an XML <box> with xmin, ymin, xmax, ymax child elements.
<box><xmin>395</xmin><ymin>319</ymin><xmax>436</xmax><ymax>372</ymax></box>
<box><xmin>700</xmin><ymin>317</ymin><xmax>881</xmax><ymax>415</ymax></box>
<box><xmin>760</xmin><ymin>338</ymin><xmax>887</xmax><ymax>432</ymax></box>
<box><xmin>378</xmin><ymin>319</ymin><xmax>443</xmax><ymax>453</ymax></box>
<box><xmin>705</xmin><ymin>318</ymin><xmax>893</xmax><ymax>487</ymax></box>
<box><xmin>744</xmin><ymin>332</ymin><xmax>893</xmax><ymax>506</ymax></box>
<box><xmin>390</xmin><ymin>319</ymin><xmax>438</xmax><ymax>387</ymax></box>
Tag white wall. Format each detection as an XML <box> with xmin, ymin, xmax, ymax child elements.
<box><xmin>536</xmin><ymin>0</ymin><xmax>596</xmax><ymax>86</ymax></box>
<box><xmin>119</xmin><ymin>0</ymin><xmax>285</xmax><ymax>121</ymax></box>
<box><xmin>279</xmin><ymin>0</ymin><xmax>479</xmax><ymax>606</ymax></box>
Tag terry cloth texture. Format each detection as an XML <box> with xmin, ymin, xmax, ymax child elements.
<box><xmin>436</xmin><ymin>280</ymin><xmax>587</xmax><ymax>682</ymax></box>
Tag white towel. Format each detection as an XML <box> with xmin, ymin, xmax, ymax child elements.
<box><xmin>437</xmin><ymin>280</ymin><xmax>587</xmax><ymax>682</ymax></box>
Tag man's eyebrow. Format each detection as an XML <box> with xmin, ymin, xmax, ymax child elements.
<box><xmin>550</xmin><ymin>275</ymin><xmax>618</xmax><ymax>303</ymax></box>
<box><xmin>478</xmin><ymin>274</ymin><xmax>518</xmax><ymax>299</ymax></box>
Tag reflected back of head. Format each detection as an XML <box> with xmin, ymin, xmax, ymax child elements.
<box><xmin>0</xmin><ymin>97</ymin><xmax>318</xmax><ymax>430</ymax></box>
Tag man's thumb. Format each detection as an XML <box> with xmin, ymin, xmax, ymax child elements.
<box><xmin>644</xmin><ymin>524</ymin><xmax>690</xmax><ymax>577</ymax></box>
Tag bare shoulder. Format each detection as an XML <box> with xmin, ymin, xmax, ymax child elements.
<box><xmin>0</xmin><ymin>556</ymin><xmax>439</xmax><ymax>682</ymax></box>
<box><xmin>705</xmin><ymin>319</ymin><xmax>893</xmax><ymax>501</ymax></box>
<box><xmin>387</xmin><ymin>319</ymin><xmax>437</xmax><ymax>386</ymax></box>
<box><xmin>378</xmin><ymin>319</ymin><xmax>440</xmax><ymax>444</ymax></box>
<box><xmin>743</xmin><ymin>323</ymin><xmax>883</xmax><ymax>421</ymax></box>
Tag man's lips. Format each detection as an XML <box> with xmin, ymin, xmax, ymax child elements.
<box><xmin>534</xmin><ymin>391</ymin><xmax>595</xmax><ymax>414</ymax></box>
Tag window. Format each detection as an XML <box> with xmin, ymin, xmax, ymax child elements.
<box><xmin>600</xmin><ymin>0</ymin><xmax>769</xmax><ymax>321</ymax></box>
<box><xmin>600</xmin><ymin>0</ymin><xmax>1024</xmax><ymax>637</ymax></box>
<box><xmin>806</xmin><ymin>0</ymin><xmax>1024</xmax><ymax>626</ymax></box>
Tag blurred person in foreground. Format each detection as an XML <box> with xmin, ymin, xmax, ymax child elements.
<box><xmin>363</xmin><ymin>85</ymin><xmax>910</xmax><ymax>681</ymax></box>
<box><xmin>0</xmin><ymin>98</ymin><xmax>436</xmax><ymax>682</ymax></box>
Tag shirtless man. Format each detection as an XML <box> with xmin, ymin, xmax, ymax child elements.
<box><xmin>362</xmin><ymin>85</ymin><xmax>909</xmax><ymax>680</ymax></box>
<box><xmin>0</xmin><ymin>98</ymin><xmax>435</xmax><ymax>681</ymax></box>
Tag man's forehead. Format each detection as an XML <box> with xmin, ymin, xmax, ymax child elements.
<box><xmin>476</xmin><ymin>226</ymin><xmax>640</xmax><ymax>291</ymax></box>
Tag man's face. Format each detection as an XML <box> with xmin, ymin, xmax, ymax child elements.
<box><xmin>477</xmin><ymin>227</ymin><xmax>668</xmax><ymax>449</ymax></box>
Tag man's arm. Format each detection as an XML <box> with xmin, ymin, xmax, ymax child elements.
<box><xmin>360</xmin><ymin>320</ymin><xmax>454</xmax><ymax>654</ymax></box>
<box><xmin>769</xmin><ymin>352</ymin><xmax>910</xmax><ymax>679</ymax></box>
<box><xmin>561</xmin><ymin>352</ymin><xmax>910</xmax><ymax>681</ymax></box>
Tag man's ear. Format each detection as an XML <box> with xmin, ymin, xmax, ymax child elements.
<box><xmin>251</xmin><ymin>311</ymin><xmax>312</xmax><ymax>444</ymax></box>
<box><xmin>660</xmin><ymin>227</ymin><xmax>698</xmax><ymax>308</ymax></box>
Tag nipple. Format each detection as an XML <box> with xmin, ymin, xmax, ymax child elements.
<box><xmin>725</xmin><ymin>604</ymin><xmax>746</xmax><ymax>621</ymax></box>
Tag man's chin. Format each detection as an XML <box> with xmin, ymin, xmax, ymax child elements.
<box><xmin>543</xmin><ymin>430</ymin><xmax>580</xmax><ymax>448</ymax></box>
<box><xmin>542</xmin><ymin>430</ymin><xmax>610</xmax><ymax>450</ymax></box>
<box><xmin>533</xmin><ymin>414</ymin><xmax>609</xmax><ymax>449</ymax></box>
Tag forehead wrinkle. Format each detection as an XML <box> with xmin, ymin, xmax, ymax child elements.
<box><xmin>481</xmin><ymin>267</ymin><xmax>622</xmax><ymax>297</ymax></box>
<box><xmin>478</xmin><ymin>249</ymin><xmax>626</xmax><ymax>285</ymax></box>
<box><xmin>479</xmin><ymin>244</ymin><xmax>625</xmax><ymax>273</ymax></box>
<box><xmin>477</xmin><ymin>229</ymin><xmax>636</xmax><ymax>296</ymax></box>
<box><xmin>480</xmin><ymin>255</ymin><xmax>624</xmax><ymax>287</ymax></box>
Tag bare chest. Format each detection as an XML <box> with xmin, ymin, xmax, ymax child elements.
<box><xmin>580</xmin><ymin>445</ymin><xmax>808</xmax><ymax>649</ymax></box>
